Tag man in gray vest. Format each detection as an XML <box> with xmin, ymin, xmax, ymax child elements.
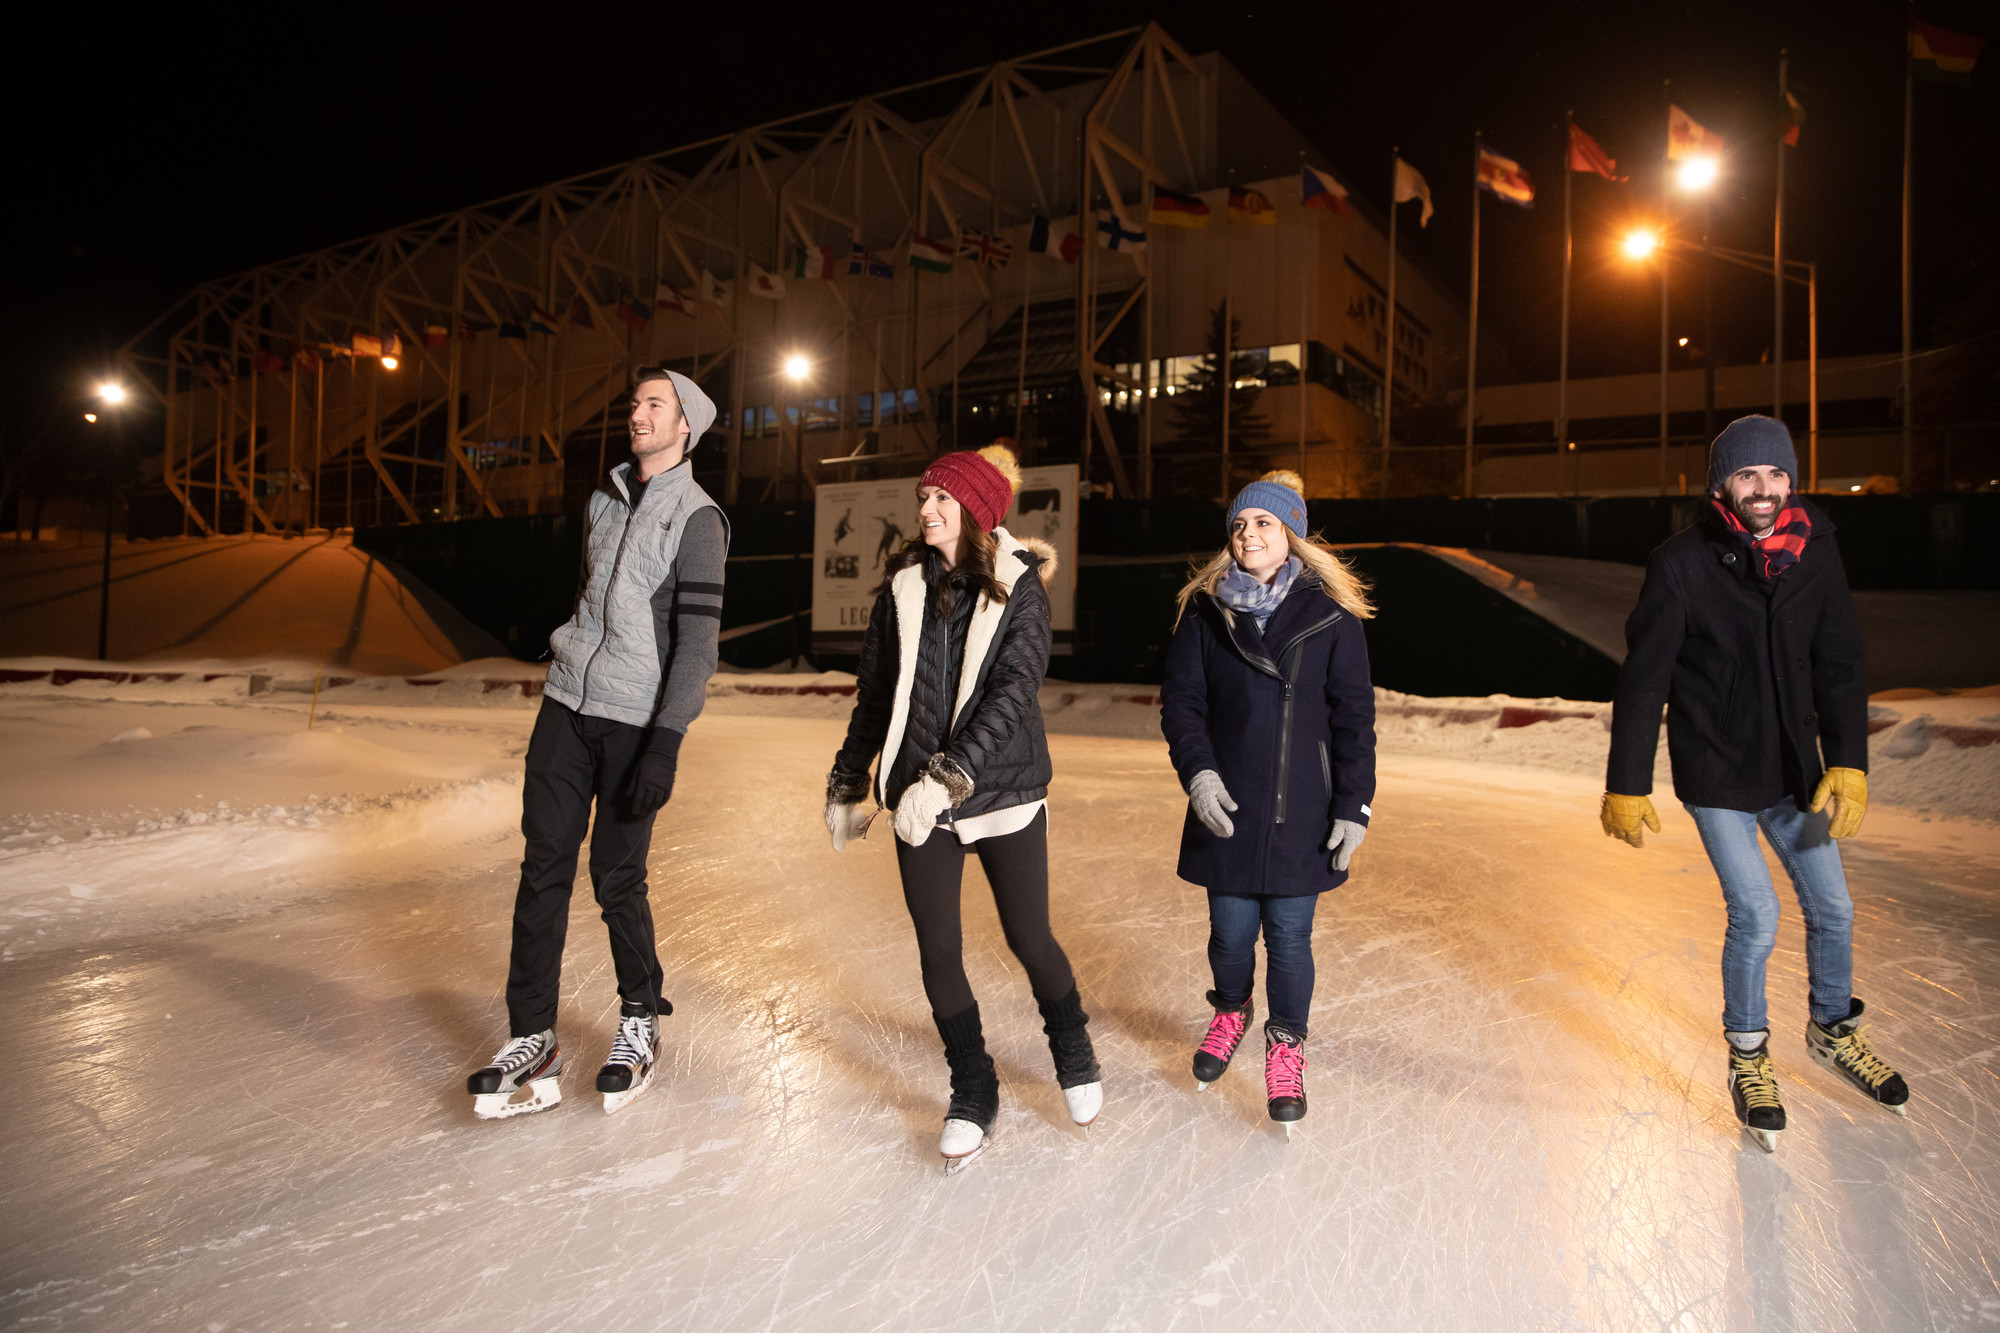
<box><xmin>466</xmin><ymin>366</ymin><xmax>728</xmax><ymax>1120</ymax></box>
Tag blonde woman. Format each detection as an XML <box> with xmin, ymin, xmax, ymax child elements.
<box><xmin>1158</xmin><ymin>470</ymin><xmax>1377</xmax><ymax>1131</ymax></box>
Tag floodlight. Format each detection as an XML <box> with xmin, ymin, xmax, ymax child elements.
<box><xmin>1676</xmin><ymin>157</ymin><xmax>1719</xmax><ymax>191</ymax></box>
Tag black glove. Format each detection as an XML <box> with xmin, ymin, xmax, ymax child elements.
<box><xmin>628</xmin><ymin>726</ymin><xmax>684</xmax><ymax>816</ymax></box>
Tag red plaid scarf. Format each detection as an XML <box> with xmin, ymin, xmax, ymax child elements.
<box><xmin>1712</xmin><ymin>496</ymin><xmax>1810</xmax><ymax>579</ymax></box>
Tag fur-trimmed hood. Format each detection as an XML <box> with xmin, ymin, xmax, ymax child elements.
<box><xmin>1011</xmin><ymin>533</ymin><xmax>1058</xmax><ymax>587</ymax></box>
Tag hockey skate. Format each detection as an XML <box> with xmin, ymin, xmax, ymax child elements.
<box><xmin>1806</xmin><ymin>999</ymin><xmax>1910</xmax><ymax>1117</ymax></box>
<box><xmin>1727</xmin><ymin>1032</ymin><xmax>1787</xmax><ymax>1153</ymax></box>
<box><xmin>467</xmin><ymin>1030</ymin><xmax>563</xmax><ymax>1120</ymax></box>
<box><xmin>1193</xmin><ymin>993</ymin><xmax>1253</xmax><ymax>1090</ymax></box>
<box><xmin>1039</xmin><ymin>988</ymin><xmax>1103</xmax><ymax>1131</ymax></box>
<box><xmin>596</xmin><ymin>1002</ymin><xmax>661</xmax><ymax>1116</ymax></box>
<box><xmin>1265</xmin><ymin>1022</ymin><xmax>1308</xmax><ymax>1136</ymax></box>
<box><xmin>936</xmin><ymin>1004</ymin><xmax>999</xmax><ymax>1176</ymax></box>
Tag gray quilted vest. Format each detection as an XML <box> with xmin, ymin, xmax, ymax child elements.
<box><xmin>544</xmin><ymin>459</ymin><xmax>724</xmax><ymax>727</ymax></box>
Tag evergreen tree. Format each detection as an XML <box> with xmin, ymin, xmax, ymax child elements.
<box><xmin>1172</xmin><ymin>304</ymin><xmax>1270</xmax><ymax>455</ymax></box>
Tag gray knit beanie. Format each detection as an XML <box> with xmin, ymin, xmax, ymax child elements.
<box><xmin>1706</xmin><ymin>415</ymin><xmax>1798</xmax><ymax>494</ymax></box>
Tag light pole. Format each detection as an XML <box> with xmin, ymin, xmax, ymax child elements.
<box><xmin>1620</xmin><ymin>228</ymin><xmax>1670</xmax><ymax>495</ymax></box>
<box><xmin>1674</xmin><ymin>155</ymin><xmax>1721</xmax><ymax>441</ymax></box>
<box><xmin>783</xmin><ymin>353</ymin><xmax>810</xmax><ymax>668</ymax></box>
<box><xmin>89</xmin><ymin>382</ymin><xmax>129</xmax><ymax>660</ymax></box>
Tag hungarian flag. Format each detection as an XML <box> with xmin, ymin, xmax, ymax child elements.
<box><xmin>423</xmin><ymin>324</ymin><xmax>449</xmax><ymax>346</ymax></box>
<box><xmin>1568</xmin><ymin>123</ymin><xmax>1625</xmax><ymax>180</ymax></box>
<box><xmin>957</xmin><ymin>229</ymin><xmax>1012</xmax><ymax>267</ymax></box>
<box><xmin>848</xmin><ymin>244</ymin><xmax>893</xmax><ymax>278</ymax></box>
<box><xmin>1668</xmin><ymin>105</ymin><xmax>1724</xmax><ymax>160</ymax></box>
<box><xmin>351</xmin><ymin>332</ymin><xmax>384</xmax><ymax>358</ymax></box>
<box><xmin>615</xmin><ymin>294</ymin><xmax>651</xmax><ymax>333</ymax></box>
<box><xmin>1475</xmin><ymin>144</ymin><xmax>1534</xmax><ymax>207</ymax></box>
<box><xmin>908</xmin><ymin>234</ymin><xmax>955</xmax><ymax>274</ymax></box>
<box><xmin>1027</xmin><ymin>215</ymin><xmax>1082</xmax><ymax>263</ymax></box>
<box><xmin>746</xmin><ymin>264</ymin><xmax>786</xmax><ymax>299</ymax></box>
<box><xmin>569</xmin><ymin>295</ymin><xmax>595</xmax><ymax>329</ymax></box>
<box><xmin>1150</xmin><ymin>185</ymin><xmax>1210</xmax><ymax>228</ymax></box>
<box><xmin>655</xmin><ymin>283</ymin><xmax>692</xmax><ymax>316</ymax></box>
<box><xmin>1782</xmin><ymin>91</ymin><xmax>1806</xmax><ymax>146</ymax></box>
<box><xmin>1911</xmin><ymin>20</ymin><xmax>1982</xmax><ymax>82</ymax></box>
<box><xmin>1300</xmin><ymin>164</ymin><xmax>1353</xmax><ymax>215</ymax></box>
<box><xmin>1227</xmin><ymin>185</ymin><xmax>1277</xmax><ymax>225</ymax></box>
<box><xmin>791</xmin><ymin>244</ymin><xmax>837</xmax><ymax>279</ymax></box>
<box><xmin>1096</xmin><ymin>211</ymin><xmax>1147</xmax><ymax>251</ymax></box>
<box><xmin>1394</xmin><ymin>159</ymin><xmax>1434</xmax><ymax>226</ymax></box>
<box><xmin>528</xmin><ymin>306</ymin><xmax>560</xmax><ymax>335</ymax></box>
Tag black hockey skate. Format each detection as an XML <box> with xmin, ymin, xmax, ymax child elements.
<box><xmin>1192</xmin><ymin>993</ymin><xmax>1253</xmax><ymax>1088</ymax></box>
<box><xmin>467</xmin><ymin>1030</ymin><xmax>562</xmax><ymax>1120</ymax></box>
<box><xmin>1727</xmin><ymin>1032</ymin><xmax>1787</xmax><ymax>1153</ymax></box>
<box><xmin>1265</xmin><ymin>1022</ymin><xmax>1308</xmax><ymax>1135</ymax></box>
<box><xmin>596</xmin><ymin>1001</ymin><xmax>661</xmax><ymax>1116</ymax></box>
<box><xmin>1806</xmin><ymin>998</ymin><xmax>1909</xmax><ymax>1117</ymax></box>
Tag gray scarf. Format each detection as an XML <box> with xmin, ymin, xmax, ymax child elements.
<box><xmin>1216</xmin><ymin>556</ymin><xmax>1301</xmax><ymax>632</ymax></box>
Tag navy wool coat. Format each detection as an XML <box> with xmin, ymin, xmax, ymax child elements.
<box><xmin>1160</xmin><ymin>573</ymin><xmax>1377</xmax><ymax>895</ymax></box>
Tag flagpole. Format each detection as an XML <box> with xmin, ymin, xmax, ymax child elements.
<box><xmin>1384</xmin><ymin>149</ymin><xmax>1399</xmax><ymax>497</ymax></box>
<box><xmin>1464</xmin><ymin>133</ymin><xmax>1481</xmax><ymax>498</ymax></box>
<box><xmin>1559</xmin><ymin>112</ymin><xmax>1573</xmax><ymax>490</ymax></box>
<box><xmin>1901</xmin><ymin>4</ymin><xmax>1915</xmax><ymax>487</ymax></box>
<box><xmin>1775</xmin><ymin>50</ymin><xmax>1788</xmax><ymax>420</ymax></box>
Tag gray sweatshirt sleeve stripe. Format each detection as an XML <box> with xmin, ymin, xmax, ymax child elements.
<box><xmin>650</xmin><ymin>506</ymin><xmax>728</xmax><ymax>732</ymax></box>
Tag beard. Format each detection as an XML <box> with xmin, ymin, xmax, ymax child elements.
<box><xmin>1730</xmin><ymin>490</ymin><xmax>1786</xmax><ymax>534</ymax></box>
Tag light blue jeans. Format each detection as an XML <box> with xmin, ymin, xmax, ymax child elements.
<box><xmin>1684</xmin><ymin>798</ymin><xmax>1855</xmax><ymax>1032</ymax></box>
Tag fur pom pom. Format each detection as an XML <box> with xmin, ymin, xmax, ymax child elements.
<box><xmin>1258</xmin><ymin>468</ymin><xmax>1306</xmax><ymax>494</ymax></box>
<box><xmin>977</xmin><ymin>443</ymin><xmax>1023</xmax><ymax>499</ymax></box>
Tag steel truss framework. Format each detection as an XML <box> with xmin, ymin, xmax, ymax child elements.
<box><xmin>120</xmin><ymin>25</ymin><xmax>1212</xmax><ymax>534</ymax></box>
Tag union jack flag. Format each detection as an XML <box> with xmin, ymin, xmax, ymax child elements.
<box><xmin>956</xmin><ymin>229</ymin><xmax>1012</xmax><ymax>268</ymax></box>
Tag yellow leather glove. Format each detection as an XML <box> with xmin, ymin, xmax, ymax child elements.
<box><xmin>1600</xmin><ymin>793</ymin><xmax>1661</xmax><ymax>848</ymax></box>
<box><xmin>1809</xmin><ymin>767</ymin><xmax>1868</xmax><ymax>839</ymax></box>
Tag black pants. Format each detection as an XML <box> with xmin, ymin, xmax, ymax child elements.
<box><xmin>893</xmin><ymin>807</ymin><xmax>1075</xmax><ymax>1017</ymax></box>
<box><xmin>505</xmin><ymin>697</ymin><xmax>666</xmax><ymax>1036</ymax></box>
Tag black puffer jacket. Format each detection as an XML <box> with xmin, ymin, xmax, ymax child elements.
<box><xmin>831</xmin><ymin>531</ymin><xmax>1056</xmax><ymax>826</ymax></box>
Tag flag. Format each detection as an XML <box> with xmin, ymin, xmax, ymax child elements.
<box><xmin>908</xmin><ymin>234</ymin><xmax>954</xmax><ymax>274</ymax></box>
<box><xmin>529</xmin><ymin>306</ymin><xmax>559</xmax><ymax>335</ymax></box>
<box><xmin>957</xmin><ymin>229</ymin><xmax>1012</xmax><ymax>267</ymax></box>
<box><xmin>1394</xmin><ymin>159</ymin><xmax>1434</xmax><ymax>226</ymax></box>
<box><xmin>458</xmin><ymin>315</ymin><xmax>493</xmax><ymax>337</ymax></box>
<box><xmin>746</xmin><ymin>264</ymin><xmax>786</xmax><ymax>299</ymax></box>
<box><xmin>615</xmin><ymin>294</ymin><xmax>651</xmax><ymax>333</ymax></box>
<box><xmin>848</xmin><ymin>244</ymin><xmax>893</xmax><ymax>278</ymax></box>
<box><xmin>1227</xmin><ymin>186</ymin><xmax>1277</xmax><ymax>225</ymax></box>
<box><xmin>1911</xmin><ymin>19</ymin><xmax>1983</xmax><ymax>81</ymax></box>
<box><xmin>1027</xmin><ymin>215</ymin><xmax>1082</xmax><ymax>263</ymax></box>
<box><xmin>1475</xmin><ymin>144</ymin><xmax>1535</xmax><ymax>207</ymax></box>
<box><xmin>351</xmin><ymin>332</ymin><xmax>383</xmax><ymax>358</ymax></box>
<box><xmin>1300</xmin><ymin>164</ymin><xmax>1353</xmax><ymax>216</ymax></box>
<box><xmin>1150</xmin><ymin>185</ymin><xmax>1210</xmax><ymax>228</ymax></box>
<box><xmin>293</xmin><ymin>344</ymin><xmax>317</xmax><ymax>371</ymax></box>
<box><xmin>1782</xmin><ymin>91</ymin><xmax>1806</xmax><ymax>146</ymax></box>
<box><xmin>697</xmin><ymin>270</ymin><xmax>730</xmax><ymax>305</ymax></box>
<box><xmin>1097</xmin><ymin>211</ymin><xmax>1147</xmax><ymax>251</ymax></box>
<box><xmin>319</xmin><ymin>341</ymin><xmax>351</xmax><ymax>360</ymax></box>
<box><xmin>498</xmin><ymin>321</ymin><xmax>527</xmax><ymax>340</ymax></box>
<box><xmin>381</xmin><ymin>332</ymin><xmax>403</xmax><ymax>358</ymax></box>
<box><xmin>1668</xmin><ymin>105</ymin><xmax>1724</xmax><ymax>160</ymax></box>
<box><xmin>790</xmin><ymin>244</ymin><xmax>837</xmax><ymax>279</ymax></box>
<box><xmin>1568</xmin><ymin>123</ymin><xmax>1625</xmax><ymax>180</ymax></box>
<box><xmin>569</xmin><ymin>295</ymin><xmax>595</xmax><ymax>329</ymax></box>
<box><xmin>423</xmin><ymin>324</ymin><xmax>448</xmax><ymax>346</ymax></box>
<box><xmin>655</xmin><ymin>283</ymin><xmax>692</xmax><ymax>316</ymax></box>
<box><xmin>252</xmin><ymin>350</ymin><xmax>285</xmax><ymax>377</ymax></box>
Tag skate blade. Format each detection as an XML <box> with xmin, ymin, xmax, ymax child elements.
<box><xmin>474</xmin><ymin>1077</ymin><xmax>562</xmax><ymax>1120</ymax></box>
<box><xmin>1194</xmin><ymin>1079</ymin><xmax>1213</xmax><ymax>1093</ymax></box>
<box><xmin>601</xmin><ymin>1064</ymin><xmax>657</xmax><ymax>1116</ymax></box>
<box><xmin>942</xmin><ymin>1140</ymin><xmax>988</xmax><ymax>1177</ymax></box>
<box><xmin>1743</xmin><ymin>1125</ymin><xmax>1779</xmax><ymax>1154</ymax></box>
<box><xmin>1888</xmin><ymin>1102</ymin><xmax>1909</xmax><ymax>1117</ymax></box>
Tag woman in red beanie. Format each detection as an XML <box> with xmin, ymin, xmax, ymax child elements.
<box><xmin>824</xmin><ymin>443</ymin><xmax>1102</xmax><ymax>1173</ymax></box>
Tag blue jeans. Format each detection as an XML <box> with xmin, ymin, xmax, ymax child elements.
<box><xmin>1684</xmin><ymin>798</ymin><xmax>1855</xmax><ymax>1032</ymax></box>
<box><xmin>1207</xmin><ymin>892</ymin><xmax>1319</xmax><ymax>1034</ymax></box>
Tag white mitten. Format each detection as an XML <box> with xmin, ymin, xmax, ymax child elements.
<box><xmin>825</xmin><ymin>802</ymin><xmax>871</xmax><ymax>851</ymax></box>
<box><xmin>892</xmin><ymin>754</ymin><xmax>974</xmax><ymax>846</ymax></box>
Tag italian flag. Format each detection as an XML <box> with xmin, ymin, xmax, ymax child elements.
<box><xmin>908</xmin><ymin>234</ymin><xmax>954</xmax><ymax>274</ymax></box>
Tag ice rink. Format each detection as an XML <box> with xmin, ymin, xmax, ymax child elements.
<box><xmin>3</xmin><ymin>691</ymin><xmax>1998</xmax><ymax>1330</ymax></box>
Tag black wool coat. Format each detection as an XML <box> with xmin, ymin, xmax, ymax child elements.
<box><xmin>1606</xmin><ymin>497</ymin><xmax>1868</xmax><ymax>813</ymax></box>
<box><xmin>1159</xmin><ymin>574</ymin><xmax>1377</xmax><ymax>896</ymax></box>
<box><xmin>833</xmin><ymin>533</ymin><xmax>1055</xmax><ymax>824</ymax></box>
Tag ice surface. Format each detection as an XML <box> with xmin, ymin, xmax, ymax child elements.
<box><xmin>2</xmin><ymin>686</ymin><xmax>1998</xmax><ymax>1330</ymax></box>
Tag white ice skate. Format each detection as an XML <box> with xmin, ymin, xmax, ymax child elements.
<box><xmin>467</xmin><ymin>1030</ymin><xmax>563</xmax><ymax>1120</ymax></box>
<box><xmin>1063</xmin><ymin>1082</ymin><xmax>1104</xmax><ymax>1130</ymax></box>
<box><xmin>596</xmin><ymin>1004</ymin><xmax>661</xmax><ymax>1116</ymax></box>
<box><xmin>940</xmin><ymin>1118</ymin><xmax>989</xmax><ymax>1175</ymax></box>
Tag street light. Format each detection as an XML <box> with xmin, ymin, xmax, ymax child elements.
<box><xmin>87</xmin><ymin>381</ymin><xmax>130</xmax><ymax>660</ymax></box>
<box><xmin>97</xmin><ymin>382</ymin><xmax>128</xmax><ymax>406</ymax></box>
<box><xmin>779</xmin><ymin>353</ymin><xmax>811</xmax><ymax>668</ymax></box>
<box><xmin>1675</xmin><ymin>156</ymin><xmax>1719</xmax><ymax>191</ymax></box>
<box><xmin>783</xmin><ymin>353</ymin><xmax>810</xmax><ymax>383</ymax></box>
<box><xmin>380</xmin><ymin>355</ymin><xmax>399</xmax><ymax>371</ymax></box>
<box><xmin>1621</xmin><ymin>229</ymin><xmax>1659</xmax><ymax>261</ymax></box>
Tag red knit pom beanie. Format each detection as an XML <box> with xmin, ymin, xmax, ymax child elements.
<box><xmin>919</xmin><ymin>445</ymin><xmax>1022</xmax><ymax>532</ymax></box>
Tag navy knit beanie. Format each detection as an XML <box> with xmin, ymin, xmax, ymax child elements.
<box><xmin>1707</xmin><ymin>415</ymin><xmax>1799</xmax><ymax>494</ymax></box>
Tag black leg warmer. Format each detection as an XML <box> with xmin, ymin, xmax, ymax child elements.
<box><xmin>1037</xmin><ymin>987</ymin><xmax>1102</xmax><ymax>1090</ymax></box>
<box><xmin>934</xmin><ymin>1002</ymin><xmax>999</xmax><ymax>1132</ymax></box>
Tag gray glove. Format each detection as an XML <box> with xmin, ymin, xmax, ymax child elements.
<box><xmin>1188</xmin><ymin>769</ymin><xmax>1237</xmax><ymax>838</ymax></box>
<box><xmin>1327</xmin><ymin>819</ymin><xmax>1367</xmax><ymax>871</ymax></box>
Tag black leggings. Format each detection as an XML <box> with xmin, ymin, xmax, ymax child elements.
<box><xmin>893</xmin><ymin>807</ymin><xmax>1075</xmax><ymax>1017</ymax></box>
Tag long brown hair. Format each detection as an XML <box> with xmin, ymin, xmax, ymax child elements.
<box><xmin>1173</xmin><ymin>470</ymin><xmax>1376</xmax><ymax>627</ymax></box>
<box><xmin>877</xmin><ymin>523</ymin><xmax>1011</xmax><ymax>617</ymax></box>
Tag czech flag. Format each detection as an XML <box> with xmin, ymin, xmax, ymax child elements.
<box><xmin>1149</xmin><ymin>185</ymin><xmax>1210</xmax><ymax>228</ymax></box>
<box><xmin>1300</xmin><ymin>164</ymin><xmax>1353</xmax><ymax>216</ymax></box>
<box><xmin>1475</xmin><ymin>145</ymin><xmax>1535</xmax><ymax>208</ymax></box>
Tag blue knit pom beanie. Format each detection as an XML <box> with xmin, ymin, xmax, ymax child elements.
<box><xmin>1707</xmin><ymin>415</ymin><xmax>1799</xmax><ymax>495</ymax></box>
<box><xmin>1227</xmin><ymin>471</ymin><xmax>1308</xmax><ymax>538</ymax></box>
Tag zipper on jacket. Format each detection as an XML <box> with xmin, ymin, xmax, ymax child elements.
<box><xmin>1319</xmin><ymin>740</ymin><xmax>1331</xmax><ymax>798</ymax></box>
<box><xmin>1275</xmin><ymin>680</ymin><xmax>1295</xmax><ymax>824</ymax></box>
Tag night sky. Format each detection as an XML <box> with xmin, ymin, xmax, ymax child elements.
<box><xmin>5</xmin><ymin>0</ymin><xmax>1994</xmax><ymax>456</ymax></box>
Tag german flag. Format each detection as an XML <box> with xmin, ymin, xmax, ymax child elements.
<box><xmin>1149</xmin><ymin>185</ymin><xmax>1210</xmax><ymax>229</ymax></box>
<box><xmin>1911</xmin><ymin>19</ymin><xmax>1983</xmax><ymax>82</ymax></box>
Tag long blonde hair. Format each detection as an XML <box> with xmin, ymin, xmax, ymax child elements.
<box><xmin>1173</xmin><ymin>470</ymin><xmax>1377</xmax><ymax>627</ymax></box>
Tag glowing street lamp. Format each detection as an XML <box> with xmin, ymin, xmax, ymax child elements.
<box><xmin>88</xmin><ymin>381</ymin><xmax>132</xmax><ymax>660</ymax></box>
<box><xmin>380</xmin><ymin>355</ymin><xmax>399</xmax><ymax>371</ymax></box>
<box><xmin>1675</xmin><ymin>156</ymin><xmax>1719</xmax><ymax>191</ymax></box>
<box><xmin>782</xmin><ymin>353</ymin><xmax>810</xmax><ymax>383</ymax></box>
<box><xmin>97</xmin><ymin>382</ymin><xmax>128</xmax><ymax>406</ymax></box>
<box><xmin>1621</xmin><ymin>229</ymin><xmax>1660</xmax><ymax>262</ymax></box>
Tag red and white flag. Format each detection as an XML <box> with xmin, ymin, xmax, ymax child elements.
<box><xmin>1568</xmin><ymin>123</ymin><xmax>1625</xmax><ymax>181</ymax></box>
<box><xmin>1668</xmin><ymin>105</ymin><xmax>1724</xmax><ymax>161</ymax></box>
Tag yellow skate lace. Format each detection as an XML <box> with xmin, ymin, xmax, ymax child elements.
<box><xmin>1828</xmin><ymin>1024</ymin><xmax>1898</xmax><ymax>1090</ymax></box>
<box><xmin>1731</xmin><ymin>1049</ymin><xmax>1783</xmax><ymax>1110</ymax></box>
